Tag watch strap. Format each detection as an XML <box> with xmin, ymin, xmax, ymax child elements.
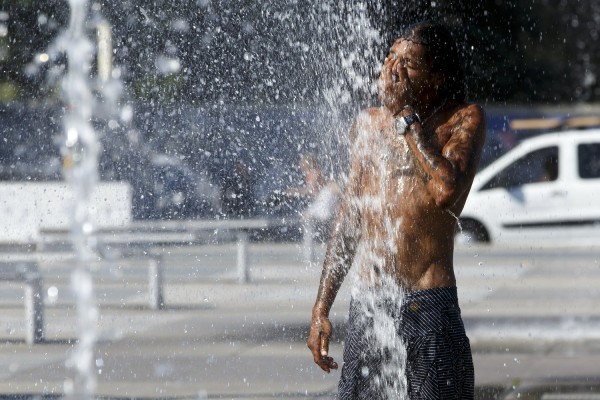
<box><xmin>403</xmin><ymin>113</ymin><xmax>421</xmax><ymax>127</ymax></box>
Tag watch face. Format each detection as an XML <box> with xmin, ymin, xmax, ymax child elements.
<box><xmin>396</xmin><ymin>117</ymin><xmax>408</xmax><ymax>134</ymax></box>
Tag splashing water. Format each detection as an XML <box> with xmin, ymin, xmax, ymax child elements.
<box><xmin>297</xmin><ymin>3</ymin><xmax>419</xmax><ymax>396</ymax></box>
<box><xmin>43</xmin><ymin>1</ymin><xmax>411</xmax><ymax>398</ymax></box>
<box><xmin>340</xmin><ymin>115</ymin><xmax>414</xmax><ymax>398</ymax></box>
<box><xmin>447</xmin><ymin>209</ymin><xmax>463</xmax><ymax>234</ymax></box>
<box><xmin>351</xmin><ymin>276</ymin><xmax>408</xmax><ymax>398</ymax></box>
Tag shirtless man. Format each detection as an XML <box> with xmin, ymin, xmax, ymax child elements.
<box><xmin>307</xmin><ymin>22</ymin><xmax>486</xmax><ymax>399</ymax></box>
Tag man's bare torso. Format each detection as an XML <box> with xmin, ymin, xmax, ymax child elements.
<box><xmin>351</xmin><ymin>103</ymin><xmax>478</xmax><ymax>291</ymax></box>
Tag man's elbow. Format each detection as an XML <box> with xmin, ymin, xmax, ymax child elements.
<box><xmin>433</xmin><ymin>193</ymin><xmax>454</xmax><ymax>210</ymax></box>
<box><xmin>432</xmin><ymin>184</ymin><xmax>460</xmax><ymax>210</ymax></box>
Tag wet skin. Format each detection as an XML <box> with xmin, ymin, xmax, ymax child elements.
<box><xmin>307</xmin><ymin>39</ymin><xmax>487</xmax><ymax>372</ymax></box>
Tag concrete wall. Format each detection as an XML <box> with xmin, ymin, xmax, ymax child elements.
<box><xmin>0</xmin><ymin>182</ymin><xmax>132</xmax><ymax>243</ymax></box>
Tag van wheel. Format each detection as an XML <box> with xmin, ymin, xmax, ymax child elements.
<box><xmin>455</xmin><ymin>219</ymin><xmax>489</xmax><ymax>245</ymax></box>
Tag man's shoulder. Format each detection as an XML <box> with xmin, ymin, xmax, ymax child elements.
<box><xmin>360</xmin><ymin>106</ymin><xmax>390</xmax><ymax>120</ymax></box>
<box><xmin>447</xmin><ymin>102</ymin><xmax>486</xmax><ymax>132</ymax></box>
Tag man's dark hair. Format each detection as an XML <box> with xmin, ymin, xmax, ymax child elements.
<box><xmin>399</xmin><ymin>22</ymin><xmax>466</xmax><ymax>102</ymax></box>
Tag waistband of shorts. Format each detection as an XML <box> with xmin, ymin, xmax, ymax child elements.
<box><xmin>350</xmin><ymin>286</ymin><xmax>459</xmax><ymax>317</ymax></box>
<box><xmin>402</xmin><ymin>286</ymin><xmax>458</xmax><ymax>306</ymax></box>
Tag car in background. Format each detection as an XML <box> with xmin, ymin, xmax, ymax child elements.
<box><xmin>458</xmin><ymin>129</ymin><xmax>600</xmax><ymax>246</ymax></box>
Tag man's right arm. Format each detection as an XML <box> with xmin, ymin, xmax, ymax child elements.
<box><xmin>307</xmin><ymin>121</ymin><xmax>364</xmax><ymax>372</ymax></box>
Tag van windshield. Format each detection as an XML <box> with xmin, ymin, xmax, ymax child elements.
<box><xmin>481</xmin><ymin>146</ymin><xmax>559</xmax><ymax>190</ymax></box>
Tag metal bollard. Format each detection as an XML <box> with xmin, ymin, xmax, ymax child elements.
<box><xmin>148</xmin><ymin>255</ymin><xmax>165</xmax><ymax>310</ymax></box>
<box><xmin>24</xmin><ymin>275</ymin><xmax>44</xmax><ymax>345</ymax></box>
<box><xmin>237</xmin><ymin>231</ymin><xmax>249</xmax><ymax>284</ymax></box>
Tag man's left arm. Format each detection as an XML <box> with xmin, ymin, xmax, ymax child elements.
<box><xmin>403</xmin><ymin>104</ymin><xmax>486</xmax><ymax>209</ymax></box>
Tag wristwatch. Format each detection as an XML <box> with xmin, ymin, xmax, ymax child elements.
<box><xmin>395</xmin><ymin>113</ymin><xmax>421</xmax><ymax>134</ymax></box>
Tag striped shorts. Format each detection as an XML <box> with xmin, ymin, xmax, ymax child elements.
<box><xmin>338</xmin><ymin>287</ymin><xmax>474</xmax><ymax>400</ymax></box>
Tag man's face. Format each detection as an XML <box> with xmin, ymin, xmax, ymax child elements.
<box><xmin>386</xmin><ymin>38</ymin><xmax>441</xmax><ymax>105</ymax></box>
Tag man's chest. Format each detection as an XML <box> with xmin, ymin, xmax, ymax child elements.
<box><xmin>362</xmin><ymin>134</ymin><xmax>417</xmax><ymax>183</ymax></box>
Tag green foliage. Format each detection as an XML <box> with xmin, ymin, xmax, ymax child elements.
<box><xmin>0</xmin><ymin>81</ymin><xmax>18</xmax><ymax>102</ymax></box>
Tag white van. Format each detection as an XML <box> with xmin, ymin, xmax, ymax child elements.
<box><xmin>458</xmin><ymin>129</ymin><xmax>600</xmax><ymax>246</ymax></box>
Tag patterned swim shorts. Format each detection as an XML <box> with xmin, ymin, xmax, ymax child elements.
<box><xmin>338</xmin><ymin>286</ymin><xmax>474</xmax><ymax>400</ymax></box>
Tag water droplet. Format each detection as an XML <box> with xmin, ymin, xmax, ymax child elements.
<box><xmin>47</xmin><ymin>286</ymin><xmax>59</xmax><ymax>300</ymax></box>
<box><xmin>82</xmin><ymin>222</ymin><xmax>93</xmax><ymax>234</ymax></box>
<box><xmin>156</xmin><ymin>55</ymin><xmax>181</xmax><ymax>74</ymax></box>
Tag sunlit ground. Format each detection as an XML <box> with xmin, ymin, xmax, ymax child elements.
<box><xmin>1</xmin><ymin>238</ymin><xmax>600</xmax><ymax>399</ymax></box>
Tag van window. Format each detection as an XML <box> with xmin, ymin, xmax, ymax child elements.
<box><xmin>481</xmin><ymin>146</ymin><xmax>559</xmax><ymax>190</ymax></box>
<box><xmin>578</xmin><ymin>143</ymin><xmax>600</xmax><ymax>179</ymax></box>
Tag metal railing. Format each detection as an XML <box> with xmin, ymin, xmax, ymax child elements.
<box><xmin>38</xmin><ymin>217</ymin><xmax>311</xmax><ymax>285</ymax></box>
<box><xmin>2</xmin><ymin>217</ymin><xmax>316</xmax><ymax>343</ymax></box>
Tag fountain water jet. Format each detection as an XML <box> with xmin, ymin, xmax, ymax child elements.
<box><xmin>53</xmin><ymin>0</ymin><xmax>101</xmax><ymax>398</ymax></box>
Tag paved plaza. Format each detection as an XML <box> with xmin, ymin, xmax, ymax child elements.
<box><xmin>1</xmin><ymin>241</ymin><xmax>600</xmax><ymax>399</ymax></box>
